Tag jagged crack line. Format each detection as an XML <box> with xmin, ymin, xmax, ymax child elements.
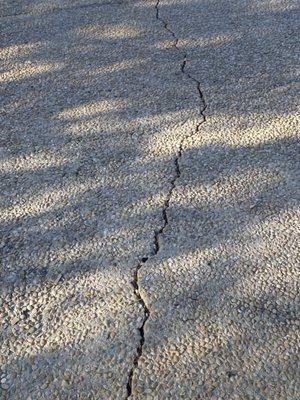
<box><xmin>126</xmin><ymin>264</ymin><xmax>150</xmax><ymax>398</ymax></box>
<box><xmin>126</xmin><ymin>2</ymin><xmax>207</xmax><ymax>398</ymax></box>
<box><xmin>155</xmin><ymin>0</ymin><xmax>207</xmax><ymax>124</ymax></box>
<box><xmin>153</xmin><ymin>0</ymin><xmax>207</xmax><ymax>246</ymax></box>
<box><xmin>153</xmin><ymin>152</ymin><xmax>181</xmax><ymax>253</ymax></box>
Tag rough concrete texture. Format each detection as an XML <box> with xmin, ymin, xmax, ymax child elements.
<box><xmin>0</xmin><ymin>0</ymin><xmax>299</xmax><ymax>399</ymax></box>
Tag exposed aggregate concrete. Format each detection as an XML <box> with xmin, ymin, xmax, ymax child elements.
<box><xmin>134</xmin><ymin>0</ymin><xmax>300</xmax><ymax>399</ymax></box>
<box><xmin>1</xmin><ymin>0</ymin><xmax>199</xmax><ymax>398</ymax></box>
<box><xmin>1</xmin><ymin>0</ymin><xmax>299</xmax><ymax>399</ymax></box>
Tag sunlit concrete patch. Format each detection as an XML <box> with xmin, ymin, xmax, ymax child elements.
<box><xmin>1</xmin><ymin>178</ymin><xmax>101</xmax><ymax>222</ymax></box>
<box><xmin>72</xmin><ymin>23</ymin><xmax>142</xmax><ymax>40</ymax></box>
<box><xmin>0</xmin><ymin>42</ymin><xmax>44</xmax><ymax>60</ymax></box>
<box><xmin>0</xmin><ymin>149</ymin><xmax>69</xmax><ymax>173</ymax></box>
<box><xmin>88</xmin><ymin>58</ymin><xmax>148</xmax><ymax>75</ymax></box>
<box><xmin>0</xmin><ymin>62</ymin><xmax>62</xmax><ymax>83</ymax></box>
<box><xmin>55</xmin><ymin>99</ymin><xmax>129</xmax><ymax>120</ymax></box>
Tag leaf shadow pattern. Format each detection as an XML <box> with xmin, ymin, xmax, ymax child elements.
<box><xmin>0</xmin><ymin>0</ymin><xmax>299</xmax><ymax>399</ymax></box>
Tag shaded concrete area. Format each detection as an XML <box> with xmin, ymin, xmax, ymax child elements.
<box><xmin>1</xmin><ymin>0</ymin><xmax>299</xmax><ymax>399</ymax></box>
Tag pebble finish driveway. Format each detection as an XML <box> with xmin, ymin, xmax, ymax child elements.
<box><xmin>1</xmin><ymin>0</ymin><xmax>299</xmax><ymax>399</ymax></box>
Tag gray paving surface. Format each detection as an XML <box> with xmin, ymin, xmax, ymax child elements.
<box><xmin>1</xmin><ymin>0</ymin><xmax>299</xmax><ymax>399</ymax></box>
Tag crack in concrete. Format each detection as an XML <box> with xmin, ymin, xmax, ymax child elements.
<box><xmin>126</xmin><ymin>1</ymin><xmax>207</xmax><ymax>397</ymax></box>
<box><xmin>153</xmin><ymin>0</ymin><xmax>207</xmax><ymax>248</ymax></box>
<box><xmin>155</xmin><ymin>1</ymin><xmax>207</xmax><ymax>128</ymax></box>
<box><xmin>126</xmin><ymin>262</ymin><xmax>150</xmax><ymax>398</ymax></box>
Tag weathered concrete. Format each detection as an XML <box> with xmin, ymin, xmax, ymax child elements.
<box><xmin>1</xmin><ymin>0</ymin><xmax>299</xmax><ymax>399</ymax></box>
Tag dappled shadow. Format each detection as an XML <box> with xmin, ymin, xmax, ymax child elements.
<box><xmin>0</xmin><ymin>0</ymin><xmax>299</xmax><ymax>398</ymax></box>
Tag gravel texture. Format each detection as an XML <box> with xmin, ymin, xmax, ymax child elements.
<box><xmin>1</xmin><ymin>0</ymin><xmax>299</xmax><ymax>399</ymax></box>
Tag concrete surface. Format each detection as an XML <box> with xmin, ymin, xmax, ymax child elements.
<box><xmin>0</xmin><ymin>0</ymin><xmax>299</xmax><ymax>399</ymax></box>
